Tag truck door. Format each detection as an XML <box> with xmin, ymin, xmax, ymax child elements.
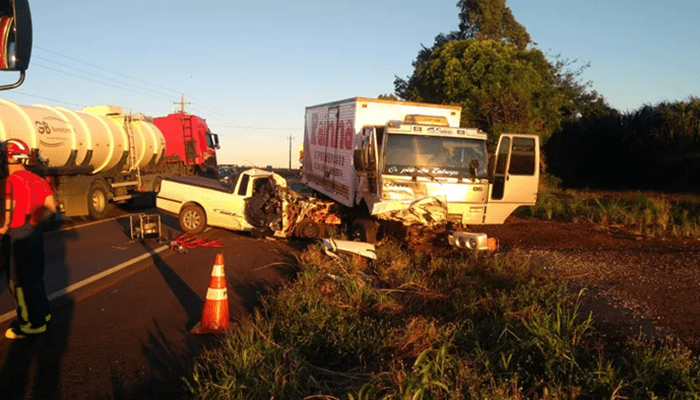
<box><xmin>362</xmin><ymin>127</ymin><xmax>382</xmax><ymax>197</ymax></box>
<box><xmin>484</xmin><ymin>134</ymin><xmax>539</xmax><ymax>224</ymax></box>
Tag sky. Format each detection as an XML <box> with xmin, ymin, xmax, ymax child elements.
<box><xmin>1</xmin><ymin>0</ymin><xmax>698</xmax><ymax>168</ymax></box>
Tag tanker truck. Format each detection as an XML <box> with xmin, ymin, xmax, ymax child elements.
<box><xmin>303</xmin><ymin>97</ymin><xmax>540</xmax><ymax>247</ymax></box>
<box><xmin>0</xmin><ymin>98</ymin><xmax>219</xmax><ymax>219</ymax></box>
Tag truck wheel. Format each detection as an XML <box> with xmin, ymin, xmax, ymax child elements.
<box><xmin>179</xmin><ymin>204</ymin><xmax>207</xmax><ymax>234</ymax></box>
<box><xmin>351</xmin><ymin>219</ymin><xmax>377</xmax><ymax>244</ymax></box>
<box><xmin>87</xmin><ymin>180</ymin><xmax>112</xmax><ymax>220</ymax></box>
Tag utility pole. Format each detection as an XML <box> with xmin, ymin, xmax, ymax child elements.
<box><xmin>287</xmin><ymin>135</ymin><xmax>294</xmax><ymax>169</ymax></box>
<box><xmin>174</xmin><ymin>94</ymin><xmax>190</xmax><ymax>114</ymax></box>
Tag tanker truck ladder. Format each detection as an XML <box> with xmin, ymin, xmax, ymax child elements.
<box><xmin>124</xmin><ymin>113</ymin><xmax>143</xmax><ymax>188</ymax></box>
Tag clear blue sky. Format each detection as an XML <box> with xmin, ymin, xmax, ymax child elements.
<box><xmin>1</xmin><ymin>0</ymin><xmax>697</xmax><ymax>167</ymax></box>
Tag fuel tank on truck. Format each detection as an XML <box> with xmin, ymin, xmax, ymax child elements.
<box><xmin>0</xmin><ymin>99</ymin><xmax>166</xmax><ymax>174</ymax></box>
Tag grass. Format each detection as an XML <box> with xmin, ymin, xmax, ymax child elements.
<box><xmin>523</xmin><ymin>175</ymin><xmax>700</xmax><ymax>238</ymax></box>
<box><xmin>185</xmin><ymin>241</ymin><xmax>700</xmax><ymax>399</ymax></box>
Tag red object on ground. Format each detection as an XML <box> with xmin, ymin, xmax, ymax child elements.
<box><xmin>171</xmin><ymin>233</ymin><xmax>224</xmax><ymax>250</ymax></box>
<box><xmin>191</xmin><ymin>253</ymin><xmax>230</xmax><ymax>334</ymax></box>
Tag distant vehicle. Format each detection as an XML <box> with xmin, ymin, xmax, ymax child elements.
<box><xmin>266</xmin><ymin>165</ymin><xmax>273</xmax><ymax>171</ymax></box>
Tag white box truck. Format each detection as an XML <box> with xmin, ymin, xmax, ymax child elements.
<box><xmin>302</xmin><ymin>97</ymin><xmax>539</xmax><ymax>247</ymax></box>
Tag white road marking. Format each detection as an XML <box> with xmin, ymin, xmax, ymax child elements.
<box><xmin>0</xmin><ymin>244</ymin><xmax>170</xmax><ymax>324</ymax></box>
<box><xmin>51</xmin><ymin>215</ymin><xmax>128</xmax><ymax>233</ymax></box>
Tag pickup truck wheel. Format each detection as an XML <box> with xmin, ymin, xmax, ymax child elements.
<box><xmin>351</xmin><ymin>219</ymin><xmax>377</xmax><ymax>244</ymax></box>
<box><xmin>179</xmin><ymin>205</ymin><xmax>207</xmax><ymax>234</ymax></box>
<box><xmin>88</xmin><ymin>180</ymin><xmax>112</xmax><ymax>220</ymax></box>
<box><xmin>294</xmin><ymin>218</ymin><xmax>324</xmax><ymax>239</ymax></box>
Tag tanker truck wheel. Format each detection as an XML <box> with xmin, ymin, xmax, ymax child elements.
<box><xmin>88</xmin><ymin>180</ymin><xmax>112</xmax><ymax>220</ymax></box>
<box><xmin>179</xmin><ymin>204</ymin><xmax>207</xmax><ymax>234</ymax></box>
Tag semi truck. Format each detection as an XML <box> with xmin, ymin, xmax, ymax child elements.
<box><xmin>302</xmin><ymin>97</ymin><xmax>540</xmax><ymax>246</ymax></box>
<box><xmin>0</xmin><ymin>99</ymin><xmax>219</xmax><ymax>219</ymax></box>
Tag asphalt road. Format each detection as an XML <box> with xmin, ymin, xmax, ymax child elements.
<box><xmin>0</xmin><ymin>206</ymin><xmax>303</xmax><ymax>399</ymax></box>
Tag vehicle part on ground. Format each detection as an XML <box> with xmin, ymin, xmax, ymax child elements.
<box><xmin>179</xmin><ymin>204</ymin><xmax>207</xmax><ymax>234</ymax></box>
<box><xmin>322</xmin><ymin>238</ymin><xmax>376</xmax><ymax>260</ymax></box>
<box><xmin>447</xmin><ymin>231</ymin><xmax>496</xmax><ymax>251</ymax></box>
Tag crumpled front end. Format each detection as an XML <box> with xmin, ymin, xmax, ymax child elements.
<box><xmin>275</xmin><ymin>186</ymin><xmax>342</xmax><ymax>238</ymax></box>
<box><xmin>371</xmin><ymin>195</ymin><xmax>448</xmax><ymax>226</ymax></box>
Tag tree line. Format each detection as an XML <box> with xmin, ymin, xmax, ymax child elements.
<box><xmin>394</xmin><ymin>0</ymin><xmax>700</xmax><ymax>191</ymax></box>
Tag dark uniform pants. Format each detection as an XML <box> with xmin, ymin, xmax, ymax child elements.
<box><xmin>4</xmin><ymin>223</ymin><xmax>50</xmax><ymax>334</ymax></box>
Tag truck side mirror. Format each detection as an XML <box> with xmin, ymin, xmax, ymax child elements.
<box><xmin>0</xmin><ymin>0</ymin><xmax>32</xmax><ymax>90</ymax></box>
<box><xmin>353</xmin><ymin>149</ymin><xmax>366</xmax><ymax>171</ymax></box>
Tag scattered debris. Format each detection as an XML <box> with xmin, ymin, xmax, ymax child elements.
<box><xmin>322</xmin><ymin>238</ymin><xmax>377</xmax><ymax>260</ymax></box>
<box><xmin>448</xmin><ymin>231</ymin><xmax>498</xmax><ymax>251</ymax></box>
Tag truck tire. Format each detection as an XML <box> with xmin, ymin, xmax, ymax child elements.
<box><xmin>87</xmin><ymin>180</ymin><xmax>112</xmax><ymax>220</ymax></box>
<box><xmin>351</xmin><ymin>219</ymin><xmax>378</xmax><ymax>244</ymax></box>
<box><xmin>179</xmin><ymin>204</ymin><xmax>207</xmax><ymax>234</ymax></box>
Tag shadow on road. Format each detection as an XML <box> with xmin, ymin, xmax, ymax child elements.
<box><xmin>0</xmin><ymin>222</ymin><xmax>78</xmax><ymax>399</ymax></box>
<box><xmin>107</xmin><ymin>238</ymin><xmax>217</xmax><ymax>399</ymax></box>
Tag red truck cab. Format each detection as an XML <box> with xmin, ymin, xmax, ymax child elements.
<box><xmin>153</xmin><ymin>113</ymin><xmax>219</xmax><ymax>177</ymax></box>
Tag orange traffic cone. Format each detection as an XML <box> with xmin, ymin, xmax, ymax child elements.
<box><xmin>191</xmin><ymin>253</ymin><xmax>230</xmax><ymax>334</ymax></box>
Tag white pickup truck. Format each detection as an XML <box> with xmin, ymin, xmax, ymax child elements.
<box><xmin>156</xmin><ymin>168</ymin><xmax>340</xmax><ymax>238</ymax></box>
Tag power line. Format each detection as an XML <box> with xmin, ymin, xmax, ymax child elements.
<box><xmin>29</xmin><ymin>47</ymin><xmax>301</xmax><ymax>131</ymax></box>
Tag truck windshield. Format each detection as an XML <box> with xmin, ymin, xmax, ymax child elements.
<box><xmin>206</xmin><ymin>132</ymin><xmax>216</xmax><ymax>149</ymax></box>
<box><xmin>383</xmin><ymin>134</ymin><xmax>488</xmax><ymax>178</ymax></box>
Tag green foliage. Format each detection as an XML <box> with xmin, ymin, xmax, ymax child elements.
<box><xmin>397</xmin><ymin>39</ymin><xmax>562</xmax><ymax>147</ymax></box>
<box><xmin>528</xmin><ymin>184</ymin><xmax>700</xmax><ymax>238</ymax></box>
<box><xmin>185</xmin><ymin>242</ymin><xmax>700</xmax><ymax>399</ymax></box>
<box><xmin>456</xmin><ymin>0</ymin><xmax>530</xmax><ymax>50</ymax></box>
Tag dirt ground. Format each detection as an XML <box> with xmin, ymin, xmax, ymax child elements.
<box><xmin>477</xmin><ymin>217</ymin><xmax>700</xmax><ymax>352</ymax></box>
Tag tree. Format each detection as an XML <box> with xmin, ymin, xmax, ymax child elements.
<box><xmin>397</xmin><ymin>39</ymin><xmax>562</xmax><ymax>146</ymax></box>
<box><xmin>457</xmin><ymin>0</ymin><xmax>530</xmax><ymax>50</ymax></box>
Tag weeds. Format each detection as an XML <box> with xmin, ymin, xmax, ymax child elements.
<box><xmin>527</xmin><ymin>181</ymin><xmax>700</xmax><ymax>238</ymax></box>
<box><xmin>186</xmin><ymin>241</ymin><xmax>700</xmax><ymax>399</ymax></box>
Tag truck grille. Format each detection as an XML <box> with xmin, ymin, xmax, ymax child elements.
<box><xmin>448</xmin><ymin>213</ymin><xmax>462</xmax><ymax>224</ymax></box>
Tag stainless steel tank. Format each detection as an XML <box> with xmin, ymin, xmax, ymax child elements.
<box><xmin>0</xmin><ymin>99</ymin><xmax>166</xmax><ymax>174</ymax></box>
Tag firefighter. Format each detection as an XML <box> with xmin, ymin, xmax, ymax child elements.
<box><xmin>0</xmin><ymin>138</ymin><xmax>57</xmax><ymax>339</ymax></box>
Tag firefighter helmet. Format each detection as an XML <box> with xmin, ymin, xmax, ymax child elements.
<box><xmin>1</xmin><ymin>138</ymin><xmax>32</xmax><ymax>162</ymax></box>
